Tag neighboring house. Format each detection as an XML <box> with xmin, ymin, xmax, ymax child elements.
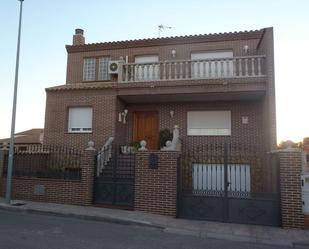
<box><xmin>0</xmin><ymin>129</ymin><xmax>44</xmax><ymax>151</ymax></box>
<box><xmin>43</xmin><ymin>27</ymin><xmax>276</xmax><ymax>153</ymax></box>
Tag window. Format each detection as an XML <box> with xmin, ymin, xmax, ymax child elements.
<box><xmin>134</xmin><ymin>55</ymin><xmax>159</xmax><ymax>81</ymax></box>
<box><xmin>83</xmin><ymin>58</ymin><xmax>96</xmax><ymax>81</ymax></box>
<box><xmin>192</xmin><ymin>164</ymin><xmax>251</xmax><ymax>194</ymax></box>
<box><xmin>68</xmin><ymin>107</ymin><xmax>93</xmax><ymax>133</ymax></box>
<box><xmin>98</xmin><ymin>57</ymin><xmax>110</xmax><ymax>81</ymax></box>
<box><xmin>191</xmin><ymin>51</ymin><xmax>233</xmax><ymax>78</ymax></box>
<box><xmin>187</xmin><ymin>111</ymin><xmax>231</xmax><ymax>136</ymax></box>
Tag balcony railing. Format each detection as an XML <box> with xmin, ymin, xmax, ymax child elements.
<box><xmin>120</xmin><ymin>55</ymin><xmax>265</xmax><ymax>83</ymax></box>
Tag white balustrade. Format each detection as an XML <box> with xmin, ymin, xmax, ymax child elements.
<box><xmin>120</xmin><ymin>55</ymin><xmax>265</xmax><ymax>83</ymax></box>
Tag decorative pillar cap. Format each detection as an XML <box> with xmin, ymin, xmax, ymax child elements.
<box><xmin>86</xmin><ymin>141</ymin><xmax>96</xmax><ymax>151</ymax></box>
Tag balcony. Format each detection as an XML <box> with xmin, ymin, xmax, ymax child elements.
<box><xmin>119</xmin><ymin>55</ymin><xmax>265</xmax><ymax>83</ymax></box>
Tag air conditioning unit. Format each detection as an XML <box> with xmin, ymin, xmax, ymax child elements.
<box><xmin>108</xmin><ymin>61</ymin><xmax>120</xmax><ymax>74</ymax></box>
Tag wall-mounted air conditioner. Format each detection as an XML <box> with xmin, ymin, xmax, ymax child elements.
<box><xmin>108</xmin><ymin>61</ymin><xmax>120</xmax><ymax>74</ymax></box>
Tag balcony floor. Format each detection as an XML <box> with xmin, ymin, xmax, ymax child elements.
<box><xmin>117</xmin><ymin>78</ymin><xmax>266</xmax><ymax>103</ymax></box>
<box><xmin>118</xmin><ymin>90</ymin><xmax>265</xmax><ymax>103</ymax></box>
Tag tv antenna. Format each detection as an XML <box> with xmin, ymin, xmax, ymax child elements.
<box><xmin>158</xmin><ymin>24</ymin><xmax>171</xmax><ymax>38</ymax></box>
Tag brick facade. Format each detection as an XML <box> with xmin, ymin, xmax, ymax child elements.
<box><xmin>44</xmin><ymin>89</ymin><xmax>117</xmax><ymax>149</ymax></box>
<box><xmin>43</xmin><ymin>27</ymin><xmax>276</xmax><ymax>153</ymax></box>
<box><xmin>0</xmin><ymin>145</ymin><xmax>96</xmax><ymax>206</ymax></box>
<box><xmin>278</xmin><ymin>149</ymin><xmax>304</xmax><ymax>229</ymax></box>
<box><xmin>126</xmin><ymin>100</ymin><xmax>264</xmax><ymax>150</ymax></box>
<box><xmin>135</xmin><ymin>151</ymin><xmax>179</xmax><ymax>216</ymax></box>
<box><xmin>257</xmin><ymin>28</ymin><xmax>277</xmax><ymax>151</ymax></box>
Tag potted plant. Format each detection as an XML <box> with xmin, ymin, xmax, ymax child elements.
<box><xmin>158</xmin><ymin>128</ymin><xmax>173</xmax><ymax>149</ymax></box>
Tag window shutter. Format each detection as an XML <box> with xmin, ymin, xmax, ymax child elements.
<box><xmin>187</xmin><ymin>111</ymin><xmax>231</xmax><ymax>136</ymax></box>
<box><xmin>68</xmin><ymin>107</ymin><xmax>93</xmax><ymax>132</ymax></box>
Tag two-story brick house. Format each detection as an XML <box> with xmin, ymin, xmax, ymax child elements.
<box><xmin>43</xmin><ymin>27</ymin><xmax>276</xmax><ymax>154</ymax></box>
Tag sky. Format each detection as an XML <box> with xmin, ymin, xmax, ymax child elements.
<box><xmin>0</xmin><ymin>0</ymin><xmax>309</xmax><ymax>144</ymax></box>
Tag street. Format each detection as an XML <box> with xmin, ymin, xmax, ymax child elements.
<box><xmin>0</xmin><ymin>210</ymin><xmax>288</xmax><ymax>249</ymax></box>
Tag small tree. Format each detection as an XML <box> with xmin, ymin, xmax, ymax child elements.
<box><xmin>277</xmin><ymin>140</ymin><xmax>302</xmax><ymax>149</ymax></box>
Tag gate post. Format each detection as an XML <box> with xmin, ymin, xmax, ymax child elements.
<box><xmin>0</xmin><ymin>145</ymin><xmax>8</xmax><ymax>177</ymax></box>
<box><xmin>223</xmin><ymin>143</ymin><xmax>229</xmax><ymax>221</ymax></box>
<box><xmin>277</xmin><ymin>148</ymin><xmax>304</xmax><ymax>228</ymax></box>
<box><xmin>81</xmin><ymin>141</ymin><xmax>96</xmax><ymax>206</ymax></box>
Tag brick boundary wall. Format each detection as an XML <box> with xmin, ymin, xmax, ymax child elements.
<box><xmin>278</xmin><ymin>149</ymin><xmax>304</xmax><ymax>229</ymax></box>
<box><xmin>0</xmin><ymin>143</ymin><xmax>96</xmax><ymax>206</ymax></box>
<box><xmin>134</xmin><ymin>151</ymin><xmax>179</xmax><ymax>216</ymax></box>
<box><xmin>305</xmin><ymin>216</ymin><xmax>309</xmax><ymax>229</ymax></box>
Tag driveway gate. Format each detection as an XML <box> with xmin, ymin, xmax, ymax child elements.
<box><xmin>94</xmin><ymin>147</ymin><xmax>135</xmax><ymax>209</ymax></box>
<box><xmin>177</xmin><ymin>144</ymin><xmax>281</xmax><ymax>226</ymax></box>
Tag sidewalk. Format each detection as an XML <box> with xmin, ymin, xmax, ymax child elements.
<box><xmin>0</xmin><ymin>198</ymin><xmax>309</xmax><ymax>248</ymax></box>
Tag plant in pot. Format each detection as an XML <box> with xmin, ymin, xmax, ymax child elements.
<box><xmin>158</xmin><ymin>128</ymin><xmax>173</xmax><ymax>149</ymax></box>
<box><xmin>129</xmin><ymin>141</ymin><xmax>141</xmax><ymax>153</ymax></box>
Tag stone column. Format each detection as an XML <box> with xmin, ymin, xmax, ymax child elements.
<box><xmin>81</xmin><ymin>141</ymin><xmax>96</xmax><ymax>206</ymax></box>
<box><xmin>278</xmin><ymin>148</ymin><xmax>304</xmax><ymax>228</ymax></box>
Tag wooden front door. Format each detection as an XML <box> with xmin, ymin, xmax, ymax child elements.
<box><xmin>133</xmin><ymin>111</ymin><xmax>159</xmax><ymax>150</ymax></box>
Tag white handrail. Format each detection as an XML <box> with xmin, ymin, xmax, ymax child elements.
<box><xmin>120</xmin><ymin>55</ymin><xmax>266</xmax><ymax>83</ymax></box>
<box><xmin>97</xmin><ymin>137</ymin><xmax>114</xmax><ymax>176</ymax></box>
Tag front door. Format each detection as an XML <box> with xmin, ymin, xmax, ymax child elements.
<box><xmin>133</xmin><ymin>111</ymin><xmax>159</xmax><ymax>150</ymax></box>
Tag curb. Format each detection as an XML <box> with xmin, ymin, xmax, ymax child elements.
<box><xmin>1</xmin><ymin>203</ymin><xmax>309</xmax><ymax>248</ymax></box>
<box><xmin>0</xmin><ymin>204</ymin><xmax>164</xmax><ymax>230</ymax></box>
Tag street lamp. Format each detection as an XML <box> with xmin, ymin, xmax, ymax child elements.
<box><xmin>6</xmin><ymin>0</ymin><xmax>25</xmax><ymax>204</ymax></box>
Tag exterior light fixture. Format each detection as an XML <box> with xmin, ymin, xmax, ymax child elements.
<box><xmin>243</xmin><ymin>45</ymin><xmax>249</xmax><ymax>54</ymax></box>
<box><xmin>171</xmin><ymin>49</ymin><xmax>176</xmax><ymax>58</ymax></box>
<box><xmin>118</xmin><ymin>109</ymin><xmax>128</xmax><ymax>124</ymax></box>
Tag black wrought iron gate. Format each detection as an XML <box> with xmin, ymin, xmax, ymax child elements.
<box><xmin>94</xmin><ymin>148</ymin><xmax>135</xmax><ymax>209</ymax></box>
<box><xmin>177</xmin><ymin>144</ymin><xmax>281</xmax><ymax>226</ymax></box>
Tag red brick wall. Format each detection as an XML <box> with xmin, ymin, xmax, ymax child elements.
<box><xmin>135</xmin><ymin>151</ymin><xmax>179</xmax><ymax>216</ymax></box>
<box><xmin>0</xmin><ymin>147</ymin><xmax>95</xmax><ymax>206</ymax></box>
<box><xmin>126</xmin><ymin>100</ymin><xmax>264</xmax><ymax>150</ymax></box>
<box><xmin>305</xmin><ymin>215</ymin><xmax>309</xmax><ymax>229</ymax></box>
<box><xmin>257</xmin><ymin>28</ymin><xmax>276</xmax><ymax>151</ymax></box>
<box><xmin>279</xmin><ymin>149</ymin><xmax>304</xmax><ymax>228</ymax></box>
<box><xmin>44</xmin><ymin>89</ymin><xmax>117</xmax><ymax>150</ymax></box>
<box><xmin>0</xmin><ymin>177</ymin><xmax>88</xmax><ymax>205</ymax></box>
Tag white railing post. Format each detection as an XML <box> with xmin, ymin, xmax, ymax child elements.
<box><xmin>214</xmin><ymin>61</ymin><xmax>218</xmax><ymax>78</ymax></box>
<box><xmin>238</xmin><ymin>58</ymin><xmax>243</xmax><ymax>76</ymax></box>
<box><xmin>244</xmin><ymin>58</ymin><xmax>249</xmax><ymax>76</ymax></box>
<box><xmin>168</xmin><ymin>62</ymin><xmax>172</xmax><ymax>80</ymax></box>
<box><xmin>162</xmin><ymin>62</ymin><xmax>166</xmax><ymax>80</ymax></box>
<box><xmin>226</xmin><ymin>59</ymin><xmax>230</xmax><ymax>77</ymax></box>
<box><xmin>179</xmin><ymin>61</ymin><xmax>183</xmax><ymax>79</ymax></box>
<box><xmin>130</xmin><ymin>65</ymin><xmax>134</xmax><ymax>82</ymax></box>
<box><xmin>146</xmin><ymin>64</ymin><xmax>150</xmax><ymax>81</ymax></box>
<box><xmin>209</xmin><ymin>60</ymin><xmax>212</xmax><ymax>78</ymax></box>
<box><xmin>233</xmin><ymin>58</ymin><xmax>236</xmax><ymax>77</ymax></box>
<box><xmin>185</xmin><ymin>61</ymin><xmax>189</xmax><ymax>79</ymax></box>
<box><xmin>251</xmin><ymin>58</ymin><xmax>255</xmax><ymax>76</ymax></box>
<box><xmin>203</xmin><ymin>61</ymin><xmax>206</xmax><ymax>78</ymax></box>
<box><xmin>174</xmin><ymin>62</ymin><xmax>178</xmax><ymax>79</ymax></box>
<box><xmin>257</xmin><ymin>57</ymin><xmax>262</xmax><ymax>76</ymax></box>
<box><xmin>124</xmin><ymin>64</ymin><xmax>129</xmax><ymax>82</ymax></box>
<box><xmin>220</xmin><ymin>60</ymin><xmax>224</xmax><ymax>77</ymax></box>
<box><xmin>118</xmin><ymin>61</ymin><xmax>124</xmax><ymax>82</ymax></box>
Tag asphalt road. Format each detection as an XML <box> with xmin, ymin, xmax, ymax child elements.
<box><xmin>0</xmin><ymin>210</ymin><xmax>288</xmax><ymax>249</ymax></box>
